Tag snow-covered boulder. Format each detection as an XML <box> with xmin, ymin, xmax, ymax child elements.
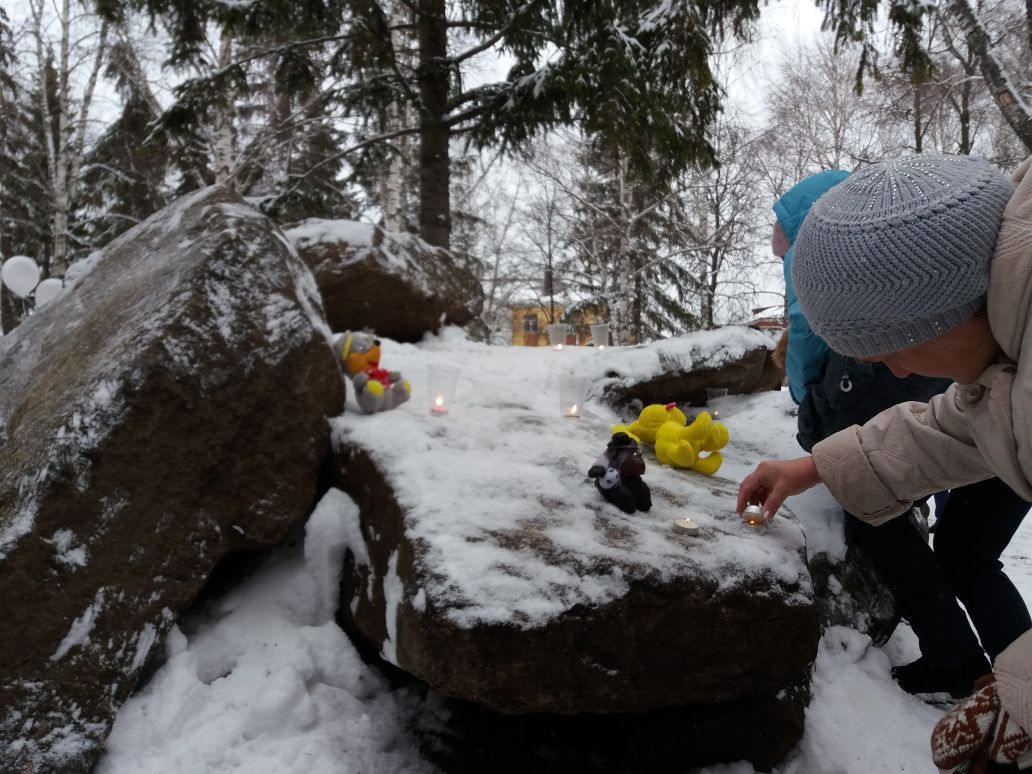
<box><xmin>601</xmin><ymin>327</ymin><xmax>783</xmax><ymax>409</ymax></box>
<box><xmin>324</xmin><ymin>334</ymin><xmax>820</xmax><ymax>768</ymax></box>
<box><xmin>0</xmin><ymin>187</ymin><xmax>344</xmax><ymax>772</ymax></box>
<box><xmin>285</xmin><ymin>220</ymin><xmax>483</xmax><ymax>342</ymax></box>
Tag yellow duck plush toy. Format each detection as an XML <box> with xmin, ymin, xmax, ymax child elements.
<box><xmin>628</xmin><ymin>402</ymin><xmax>686</xmax><ymax>444</ymax></box>
<box><xmin>620</xmin><ymin>402</ymin><xmax>730</xmax><ymax>476</ymax></box>
<box><xmin>654</xmin><ymin>410</ymin><xmax>729</xmax><ymax>475</ymax></box>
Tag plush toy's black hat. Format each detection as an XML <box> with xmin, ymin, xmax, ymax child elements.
<box><xmin>607</xmin><ymin>432</ymin><xmax>636</xmax><ymax>449</ymax></box>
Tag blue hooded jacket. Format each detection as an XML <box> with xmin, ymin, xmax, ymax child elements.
<box><xmin>773</xmin><ymin>169</ymin><xmax>850</xmax><ymax>403</ymax></box>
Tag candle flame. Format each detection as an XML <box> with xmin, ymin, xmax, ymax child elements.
<box><xmin>555</xmin><ymin>344</ymin><xmax>564</xmax><ymax>351</ymax></box>
<box><xmin>569</xmin><ymin>404</ymin><xmax>579</xmax><ymax>415</ymax></box>
<box><xmin>435</xmin><ymin>396</ymin><xmax>444</xmax><ymax>407</ymax></box>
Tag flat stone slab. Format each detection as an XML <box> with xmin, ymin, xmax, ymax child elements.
<box><xmin>326</xmin><ymin>336</ymin><xmax>819</xmax><ymax>728</ymax></box>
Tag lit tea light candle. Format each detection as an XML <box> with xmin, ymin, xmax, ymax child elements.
<box><xmin>740</xmin><ymin>504</ymin><xmax>767</xmax><ymax>527</ymax></box>
<box><xmin>706</xmin><ymin>387</ymin><xmax>729</xmax><ymax>419</ymax></box>
<box><xmin>427</xmin><ymin>364</ymin><xmax>460</xmax><ymax>417</ymax></box>
<box><xmin>547</xmin><ymin>323</ymin><xmax>568</xmax><ymax>350</ymax></box>
<box><xmin>672</xmin><ymin>517</ymin><xmax>700</xmax><ymax>535</ymax></box>
<box><xmin>558</xmin><ymin>374</ymin><xmax>589</xmax><ymax>419</ymax></box>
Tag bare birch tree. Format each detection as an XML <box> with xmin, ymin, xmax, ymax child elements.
<box><xmin>27</xmin><ymin>0</ymin><xmax>108</xmax><ymax>276</ymax></box>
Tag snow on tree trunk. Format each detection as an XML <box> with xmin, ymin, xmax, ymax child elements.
<box><xmin>383</xmin><ymin>2</ymin><xmax>413</xmax><ymax>233</ymax></box>
<box><xmin>614</xmin><ymin>156</ymin><xmax>634</xmax><ymax>346</ymax></box>
<box><xmin>264</xmin><ymin>62</ymin><xmax>293</xmax><ymax>194</ymax></box>
<box><xmin>697</xmin><ymin>200</ymin><xmax>714</xmax><ymax>330</ymax></box>
<box><xmin>54</xmin><ymin>0</ymin><xmax>72</xmax><ymax>276</ymax></box>
<box><xmin>417</xmin><ymin>0</ymin><xmax>450</xmax><ymax>249</ymax></box>
<box><xmin>29</xmin><ymin>0</ymin><xmax>106</xmax><ymax>277</ymax></box>
<box><xmin>948</xmin><ymin>0</ymin><xmax>1032</xmax><ymax>152</ymax></box>
<box><xmin>212</xmin><ymin>36</ymin><xmax>236</xmax><ymax>185</ymax></box>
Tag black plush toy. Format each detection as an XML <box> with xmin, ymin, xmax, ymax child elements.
<box><xmin>587</xmin><ymin>432</ymin><xmax>652</xmax><ymax>514</ymax></box>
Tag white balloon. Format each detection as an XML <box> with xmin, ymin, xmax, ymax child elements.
<box><xmin>2</xmin><ymin>255</ymin><xmax>41</xmax><ymax>298</ymax></box>
<box><xmin>34</xmin><ymin>277</ymin><xmax>63</xmax><ymax>307</ymax></box>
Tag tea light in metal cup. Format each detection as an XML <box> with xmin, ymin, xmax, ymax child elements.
<box><xmin>558</xmin><ymin>373</ymin><xmax>589</xmax><ymax>418</ymax></box>
<box><xmin>672</xmin><ymin>517</ymin><xmax>700</xmax><ymax>536</ymax></box>
<box><xmin>428</xmin><ymin>364</ymin><xmax>460</xmax><ymax>415</ymax></box>
<box><xmin>740</xmin><ymin>504</ymin><xmax>767</xmax><ymax>527</ymax></box>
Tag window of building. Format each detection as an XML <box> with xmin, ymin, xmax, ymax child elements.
<box><xmin>523</xmin><ymin>314</ymin><xmax>539</xmax><ymax>333</ymax></box>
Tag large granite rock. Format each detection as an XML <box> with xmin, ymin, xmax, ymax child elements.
<box><xmin>286</xmin><ymin>220</ymin><xmax>484</xmax><ymax>342</ymax></box>
<box><xmin>324</xmin><ymin>352</ymin><xmax>820</xmax><ymax>768</ymax></box>
<box><xmin>0</xmin><ymin>187</ymin><xmax>344</xmax><ymax>772</ymax></box>
<box><xmin>601</xmin><ymin>327</ymin><xmax>782</xmax><ymax>410</ymax></box>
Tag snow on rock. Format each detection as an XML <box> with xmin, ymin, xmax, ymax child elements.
<box><xmin>324</xmin><ymin>327</ymin><xmax>820</xmax><ymax>766</ymax></box>
<box><xmin>599</xmin><ymin>326</ymin><xmax>784</xmax><ymax>409</ymax></box>
<box><xmin>285</xmin><ymin>218</ymin><xmax>484</xmax><ymax>342</ymax></box>
<box><xmin>0</xmin><ymin>186</ymin><xmax>343</xmax><ymax>773</ymax></box>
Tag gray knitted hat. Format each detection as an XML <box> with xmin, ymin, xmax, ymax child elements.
<box><xmin>792</xmin><ymin>154</ymin><xmax>1014</xmax><ymax>357</ymax></box>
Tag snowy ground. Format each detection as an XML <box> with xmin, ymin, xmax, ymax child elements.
<box><xmin>95</xmin><ymin>328</ymin><xmax>1032</xmax><ymax>774</ymax></box>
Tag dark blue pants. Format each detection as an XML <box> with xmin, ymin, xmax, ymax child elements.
<box><xmin>934</xmin><ymin>478</ymin><xmax>1032</xmax><ymax>661</ymax></box>
<box><xmin>847</xmin><ymin>477</ymin><xmax>1030</xmax><ymax>665</ymax></box>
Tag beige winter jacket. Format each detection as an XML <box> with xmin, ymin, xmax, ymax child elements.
<box><xmin>811</xmin><ymin>157</ymin><xmax>1032</xmax><ymax>736</ymax></box>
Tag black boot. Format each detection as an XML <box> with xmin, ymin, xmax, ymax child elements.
<box><xmin>891</xmin><ymin>652</ymin><xmax>992</xmax><ymax>698</ymax></box>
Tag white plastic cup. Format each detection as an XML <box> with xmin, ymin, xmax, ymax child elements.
<box><xmin>428</xmin><ymin>364</ymin><xmax>460</xmax><ymax>415</ymax></box>
<box><xmin>706</xmin><ymin>387</ymin><xmax>729</xmax><ymax>419</ymax></box>
<box><xmin>559</xmin><ymin>374</ymin><xmax>589</xmax><ymax>418</ymax></box>
<box><xmin>547</xmin><ymin>323</ymin><xmax>568</xmax><ymax>349</ymax></box>
<box><xmin>590</xmin><ymin>323</ymin><xmax>610</xmax><ymax>349</ymax></box>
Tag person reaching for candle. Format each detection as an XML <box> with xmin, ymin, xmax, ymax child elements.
<box><xmin>739</xmin><ymin>153</ymin><xmax>1032</xmax><ymax>772</ymax></box>
<box><xmin>772</xmin><ymin>170</ymin><xmax>1029</xmax><ymax>701</ymax></box>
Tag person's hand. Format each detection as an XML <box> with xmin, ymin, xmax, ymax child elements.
<box><xmin>931</xmin><ymin>676</ymin><xmax>1031</xmax><ymax>771</ymax></box>
<box><xmin>736</xmin><ymin>457</ymin><xmax>821</xmax><ymax>522</ymax></box>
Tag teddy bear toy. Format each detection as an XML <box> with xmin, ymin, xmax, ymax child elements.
<box><xmin>333</xmin><ymin>331</ymin><xmax>411</xmax><ymax>414</ymax></box>
<box><xmin>587</xmin><ymin>431</ymin><xmax>652</xmax><ymax>514</ymax></box>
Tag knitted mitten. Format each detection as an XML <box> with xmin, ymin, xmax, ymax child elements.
<box><xmin>931</xmin><ymin>676</ymin><xmax>1032</xmax><ymax>772</ymax></box>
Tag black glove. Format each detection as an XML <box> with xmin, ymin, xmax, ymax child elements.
<box><xmin>587</xmin><ymin>465</ymin><xmax>605</xmax><ymax>478</ymax></box>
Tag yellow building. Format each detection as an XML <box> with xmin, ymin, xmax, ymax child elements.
<box><xmin>509</xmin><ymin>302</ymin><xmax>607</xmax><ymax>347</ymax></box>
